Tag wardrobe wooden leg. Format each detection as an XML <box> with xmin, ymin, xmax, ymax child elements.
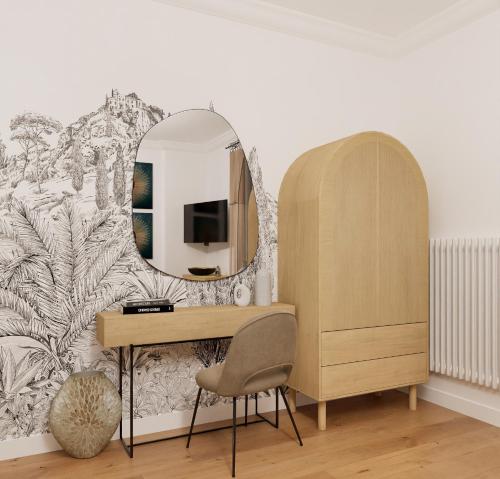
<box><xmin>288</xmin><ymin>388</ymin><xmax>297</xmax><ymax>413</ymax></box>
<box><xmin>318</xmin><ymin>401</ymin><xmax>326</xmax><ymax>431</ymax></box>
<box><xmin>409</xmin><ymin>385</ymin><xmax>417</xmax><ymax>411</ymax></box>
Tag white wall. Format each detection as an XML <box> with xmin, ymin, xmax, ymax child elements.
<box><xmin>1</xmin><ymin>0</ymin><xmax>499</xmax><ymax>459</ymax></box>
<box><xmin>393</xmin><ymin>10</ymin><xmax>500</xmax><ymax>425</ymax></box>
<box><xmin>394</xmin><ymin>10</ymin><xmax>500</xmax><ymax>239</ymax></box>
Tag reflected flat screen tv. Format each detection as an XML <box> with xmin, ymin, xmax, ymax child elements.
<box><xmin>184</xmin><ymin>199</ymin><xmax>228</xmax><ymax>245</ymax></box>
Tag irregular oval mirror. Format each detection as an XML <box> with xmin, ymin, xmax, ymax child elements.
<box><xmin>133</xmin><ymin>109</ymin><xmax>258</xmax><ymax>280</ymax></box>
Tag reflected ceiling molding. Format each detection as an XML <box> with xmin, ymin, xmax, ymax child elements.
<box><xmin>153</xmin><ymin>0</ymin><xmax>500</xmax><ymax>58</ymax></box>
<box><xmin>141</xmin><ymin>129</ymin><xmax>237</xmax><ymax>153</ymax></box>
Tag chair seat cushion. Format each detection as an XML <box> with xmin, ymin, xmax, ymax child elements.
<box><xmin>196</xmin><ymin>363</ymin><xmax>224</xmax><ymax>393</ymax></box>
<box><xmin>196</xmin><ymin>363</ymin><xmax>289</xmax><ymax>397</ymax></box>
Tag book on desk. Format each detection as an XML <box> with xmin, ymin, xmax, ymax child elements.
<box><xmin>121</xmin><ymin>299</ymin><xmax>174</xmax><ymax>315</ymax></box>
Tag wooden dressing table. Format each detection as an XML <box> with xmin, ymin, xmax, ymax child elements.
<box><xmin>96</xmin><ymin>302</ymin><xmax>294</xmax><ymax>457</ymax></box>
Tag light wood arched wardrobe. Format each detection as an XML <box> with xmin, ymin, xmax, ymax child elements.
<box><xmin>279</xmin><ymin>132</ymin><xmax>429</xmax><ymax>430</ymax></box>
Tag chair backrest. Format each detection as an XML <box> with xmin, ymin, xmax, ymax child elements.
<box><xmin>216</xmin><ymin>311</ymin><xmax>297</xmax><ymax>397</ymax></box>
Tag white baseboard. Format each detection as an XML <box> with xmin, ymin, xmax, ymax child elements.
<box><xmin>0</xmin><ymin>394</ymin><xmax>283</xmax><ymax>461</ymax></box>
<box><xmin>402</xmin><ymin>375</ymin><xmax>500</xmax><ymax>428</ymax></box>
<box><xmin>0</xmin><ymin>434</ymin><xmax>62</xmax><ymax>462</ymax></box>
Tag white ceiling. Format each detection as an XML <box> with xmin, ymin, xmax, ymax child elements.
<box><xmin>155</xmin><ymin>0</ymin><xmax>500</xmax><ymax>57</ymax></box>
<box><xmin>144</xmin><ymin>109</ymin><xmax>234</xmax><ymax>144</ymax></box>
<box><xmin>261</xmin><ymin>0</ymin><xmax>460</xmax><ymax>37</ymax></box>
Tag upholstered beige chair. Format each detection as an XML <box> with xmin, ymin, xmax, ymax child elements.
<box><xmin>186</xmin><ymin>311</ymin><xmax>303</xmax><ymax>477</ymax></box>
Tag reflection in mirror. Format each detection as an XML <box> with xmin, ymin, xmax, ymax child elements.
<box><xmin>133</xmin><ymin>110</ymin><xmax>258</xmax><ymax>281</ymax></box>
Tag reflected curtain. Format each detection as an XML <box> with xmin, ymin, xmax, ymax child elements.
<box><xmin>229</xmin><ymin>147</ymin><xmax>255</xmax><ymax>274</ymax></box>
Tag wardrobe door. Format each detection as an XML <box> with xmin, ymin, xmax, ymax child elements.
<box><xmin>320</xmin><ymin>139</ymin><xmax>378</xmax><ymax>332</ymax></box>
<box><xmin>378</xmin><ymin>139</ymin><xmax>428</xmax><ymax>327</ymax></box>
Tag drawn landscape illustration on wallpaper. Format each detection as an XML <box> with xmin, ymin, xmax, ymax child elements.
<box><xmin>0</xmin><ymin>89</ymin><xmax>277</xmax><ymax>441</ymax></box>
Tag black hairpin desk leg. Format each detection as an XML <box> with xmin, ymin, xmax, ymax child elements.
<box><xmin>118</xmin><ymin>345</ymin><xmax>134</xmax><ymax>458</ymax></box>
<box><xmin>129</xmin><ymin>344</ymin><xmax>134</xmax><ymax>458</ymax></box>
<box><xmin>255</xmin><ymin>391</ymin><xmax>279</xmax><ymax>429</ymax></box>
<box><xmin>119</xmin><ymin>346</ymin><xmax>123</xmax><ymax>441</ymax></box>
<box><xmin>244</xmin><ymin>395</ymin><xmax>248</xmax><ymax>426</ymax></box>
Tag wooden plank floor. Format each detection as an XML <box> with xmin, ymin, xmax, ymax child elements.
<box><xmin>2</xmin><ymin>391</ymin><xmax>500</xmax><ymax>479</ymax></box>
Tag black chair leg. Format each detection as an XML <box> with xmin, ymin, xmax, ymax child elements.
<box><xmin>275</xmin><ymin>387</ymin><xmax>279</xmax><ymax>428</ymax></box>
<box><xmin>186</xmin><ymin>388</ymin><xmax>202</xmax><ymax>448</ymax></box>
<box><xmin>279</xmin><ymin>386</ymin><xmax>303</xmax><ymax>446</ymax></box>
<box><xmin>244</xmin><ymin>395</ymin><xmax>248</xmax><ymax>426</ymax></box>
<box><xmin>232</xmin><ymin>397</ymin><xmax>237</xmax><ymax>477</ymax></box>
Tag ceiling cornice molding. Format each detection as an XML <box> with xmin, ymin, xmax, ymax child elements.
<box><xmin>153</xmin><ymin>0</ymin><xmax>500</xmax><ymax>58</ymax></box>
<box><xmin>154</xmin><ymin>0</ymin><xmax>393</xmax><ymax>57</ymax></box>
<box><xmin>397</xmin><ymin>0</ymin><xmax>500</xmax><ymax>56</ymax></box>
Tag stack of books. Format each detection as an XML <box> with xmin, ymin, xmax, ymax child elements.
<box><xmin>121</xmin><ymin>299</ymin><xmax>174</xmax><ymax>315</ymax></box>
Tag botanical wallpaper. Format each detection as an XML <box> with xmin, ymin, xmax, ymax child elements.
<box><xmin>0</xmin><ymin>90</ymin><xmax>277</xmax><ymax>441</ymax></box>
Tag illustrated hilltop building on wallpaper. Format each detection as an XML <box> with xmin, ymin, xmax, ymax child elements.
<box><xmin>0</xmin><ymin>90</ymin><xmax>277</xmax><ymax>441</ymax></box>
<box><xmin>1</xmin><ymin>89</ymin><xmax>163</xmax><ymax>212</ymax></box>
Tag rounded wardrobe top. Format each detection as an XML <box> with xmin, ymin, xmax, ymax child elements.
<box><xmin>278</xmin><ymin>131</ymin><xmax>429</xmax><ymax>332</ymax></box>
<box><xmin>278</xmin><ymin>131</ymin><xmax>428</xmax><ymax>205</ymax></box>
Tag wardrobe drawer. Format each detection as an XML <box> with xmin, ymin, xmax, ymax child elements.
<box><xmin>321</xmin><ymin>353</ymin><xmax>427</xmax><ymax>399</ymax></box>
<box><xmin>321</xmin><ymin>322</ymin><xmax>427</xmax><ymax>366</ymax></box>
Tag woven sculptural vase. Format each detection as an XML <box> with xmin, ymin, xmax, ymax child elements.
<box><xmin>49</xmin><ymin>371</ymin><xmax>121</xmax><ymax>458</ymax></box>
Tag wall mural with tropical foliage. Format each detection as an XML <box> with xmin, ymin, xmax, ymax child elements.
<box><xmin>0</xmin><ymin>90</ymin><xmax>277</xmax><ymax>441</ymax></box>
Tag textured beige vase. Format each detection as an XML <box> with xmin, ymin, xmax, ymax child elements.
<box><xmin>49</xmin><ymin>371</ymin><xmax>121</xmax><ymax>458</ymax></box>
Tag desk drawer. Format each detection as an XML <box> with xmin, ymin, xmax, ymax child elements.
<box><xmin>321</xmin><ymin>323</ymin><xmax>427</xmax><ymax>366</ymax></box>
<box><xmin>321</xmin><ymin>353</ymin><xmax>427</xmax><ymax>399</ymax></box>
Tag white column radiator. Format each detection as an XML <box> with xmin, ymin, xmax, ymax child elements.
<box><xmin>430</xmin><ymin>238</ymin><xmax>500</xmax><ymax>390</ymax></box>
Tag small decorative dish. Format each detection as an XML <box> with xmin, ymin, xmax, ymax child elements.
<box><xmin>188</xmin><ymin>267</ymin><xmax>217</xmax><ymax>276</ymax></box>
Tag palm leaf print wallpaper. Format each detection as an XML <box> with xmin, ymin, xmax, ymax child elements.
<box><xmin>0</xmin><ymin>90</ymin><xmax>277</xmax><ymax>441</ymax></box>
